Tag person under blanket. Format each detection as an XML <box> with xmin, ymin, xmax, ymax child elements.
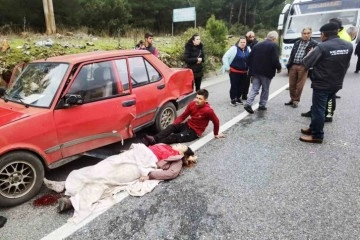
<box><xmin>56</xmin><ymin>143</ymin><xmax>196</xmax><ymax>213</ymax></box>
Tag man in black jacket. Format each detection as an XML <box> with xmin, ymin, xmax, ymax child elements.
<box><xmin>285</xmin><ymin>27</ymin><xmax>317</xmax><ymax>108</ymax></box>
<box><xmin>244</xmin><ymin>31</ymin><xmax>282</xmax><ymax>114</ymax></box>
<box><xmin>299</xmin><ymin>22</ymin><xmax>353</xmax><ymax>143</ymax></box>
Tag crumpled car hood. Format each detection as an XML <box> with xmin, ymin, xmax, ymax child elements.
<box><xmin>0</xmin><ymin>107</ymin><xmax>29</xmax><ymax>126</ymax></box>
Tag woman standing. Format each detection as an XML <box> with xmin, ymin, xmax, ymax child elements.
<box><xmin>184</xmin><ymin>34</ymin><xmax>205</xmax><ymax>91</ymax></box>
<box><xmin>221</xmin><ymin>36</ymin><xmax>250</xmax><ymax>106</ymax></box>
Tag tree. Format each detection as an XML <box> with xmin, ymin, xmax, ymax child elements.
<box><xmin>42</xmin><ymin>0</ymin><xmax>56</xmax><ymax>34</ymax></box>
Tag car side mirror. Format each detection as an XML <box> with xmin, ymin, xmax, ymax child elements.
<box><xmin>64</xmin><ymin>94</ymin><xmax>84</xmax><ymax>107</ymax></box>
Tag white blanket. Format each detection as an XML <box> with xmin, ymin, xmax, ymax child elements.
<box><xmin>63</xmin><ymin>143</ymin><xmax>160</xmax><ymax>223</ymax></box>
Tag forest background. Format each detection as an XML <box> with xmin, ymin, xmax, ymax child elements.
<box><xmin>0</xmin><ymin>0</ymin><xmax>287</xmax><ymax>85</ymax></box>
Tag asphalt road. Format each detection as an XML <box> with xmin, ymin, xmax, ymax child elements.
<box><xmin>1</xmin><ymin>57</ymin><xmax>359</xmax><ymax>239</ymax></box>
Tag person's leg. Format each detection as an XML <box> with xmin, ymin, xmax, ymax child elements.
<box><xmin>229</xmin><ymin>72</ymin><xmax>238</xmax><ymax>104</ymax></box>
<box><xmin>245</xmin><ymin>76</ymin><xmax>261</xmax><ymax>106</ymax></box>
<box><xmin>242</xmin><ymin>75</ymin><xmax>251</xmax><ymax>100</ymax></box>
<box><xmin>355</xmin><ymin>56</ymin><xmax>360</xmax><ymax>73</ymax></box>
<box><xmin>157</xmin><ymin>125</ymin><xmax>198</xmax><ymax>144</ymax></box>
<box><xmin>288</xmin><ymin>65</ymin><xmax>297</xmax><ymax>102</ymax></box>
<box><xmin>325</xmin><ymin>93</ymin><xmax>336</xmax><ymax>120</ymax></box>
<box><xmin>237</xmin><ymin>73</ymin><xmax>247</xmax><ymax>103</ymax></box>
<box><xmin>194</xmin><ymin>77</ymin><xmax>202</xmax><ymax>91</ymax></box>
<box><xmin>309</xmin><ymin>89</ymin><xmax>333</xmax><ymax>139</ymax></box>
<box><xmin>258</xmin><ymin>76</ymin><xmax>271</xmax><ymax>108</ymax></box>
<box><xmin>294</xmin><ymin>66</ymin><xmax>308</xmax><ymax>102</ymax></box>
<box><xmin>154</xmin><ymin>123</ymin><xmax>184</xmax><ymax>142</ymax></box>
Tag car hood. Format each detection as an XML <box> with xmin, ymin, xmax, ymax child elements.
<box><xmin>0</xmin><ymin>107</ymin><xmax>29</xmax><ymax>126</ymax></box>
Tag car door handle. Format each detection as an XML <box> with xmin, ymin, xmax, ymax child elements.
<box><xmin>122</xmin><ymin>99</ymin><xmax>136</xmax><ymax>107</ymax></box>
<box><xmin>157</xmin><ymin>84</ymin><xmax>165</xmax><ymax>89</ymax></box>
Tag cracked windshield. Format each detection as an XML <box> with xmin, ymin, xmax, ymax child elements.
<box><xmin>6</xmin><ymin>63</ymin><xmax>68</xmax><ymax>107</ymax></box>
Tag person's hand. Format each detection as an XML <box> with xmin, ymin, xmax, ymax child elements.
<box><xmin>215</xmin><ymin>133</ymin><xmax>225</xmax><ymax>139</ymax></box>
<box><xmin>139</xmin><ymin>176</ymin><xmax>149</xmax><ymax>182</ymax></box>
<box><xmin>197</xmin><ymin>58</ymin><xmax>202</xmax><ymax>64</ymax></box>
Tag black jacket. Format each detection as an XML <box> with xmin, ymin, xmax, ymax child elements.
<box><xmin>303</xmin><ymin>35</ymin><xmax>353</xmax><ymax>91</ymax></box>
<box><xmin>184</xmin><ymin>42</ymin><xmax>205</xmax><ymax>79</ymax></box>
<box><xmin>248</xmin><ymin>39</ymin><xmax>281</xmax><ymax>79</ymax></box>
<box><xmin>355</xmin><ymin>41</ymin><xmax>360</xmax><ymax>56</ymax></box>
<box><xmin>287</xmin><ymin>38</ymin><xmax>318</xmax><ymax>69</ymax></box>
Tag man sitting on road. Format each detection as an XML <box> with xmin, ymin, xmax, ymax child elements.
<box><xmin>142</xmin><ymin>89</ymin><xmax>225</xmax><ymax>145</ymax></box>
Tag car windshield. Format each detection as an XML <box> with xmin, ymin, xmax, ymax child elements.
<box><xmin>285</xmin><ymin>10</ymin><xmax>358</xmax><ymax>36</ymax></box>
<box><xmin>5</xmin><ymin>63</ymin><xmax>68</xmax><ymax>107</ymax></box>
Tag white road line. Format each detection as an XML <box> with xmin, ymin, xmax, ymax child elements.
<box><xmin>41</xmin><ymin>192</ymin><xmax>129</xmax><ymax>240</ymax></box>
<box><xmin>42</xmin><ymin>79</ymin><xmax>289</xmax><ymax>240</ymax></box>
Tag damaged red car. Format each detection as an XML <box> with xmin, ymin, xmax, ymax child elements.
<box><xmin>0</xmin><ymin>50</ymin><xmax>194</xmax><ymax>207</ymax></box>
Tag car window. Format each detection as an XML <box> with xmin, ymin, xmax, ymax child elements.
<box><xmin>69</xmin><ymin>61</ymin><xmax>118</xmax><ymax>102</ymax></box>
<box><xmin>145</xmin><ymin>61</ymin><xmax>162</xmax><ymax>82</ymax></box>
<box><xmin>128</xmin><ymin>57</ymin><xmax>149</xmax><ymax>87</ymax></box>
<box><xmin>114</xmin><ymin>59</ymin><xmax>130</xmax><ymax>93</ymax></box>
<box><xmin>68</xmin><ymin>67</ymin><xmax>89</xmax><ymax>99</ymax></box>
<box><xmin>128</xmin><ymin>57</ymin><xmax>162</xmax><ymax>87</ymax></box>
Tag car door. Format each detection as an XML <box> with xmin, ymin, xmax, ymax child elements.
<box><xmin>126</xmin><ymin>56</ymin><xmax>163</xmax><ymax>129</ymax></box>
<box><xmin>53</xmin><ymin>61</ymin><xmax>136</xmax><ymax>158</ymax></box>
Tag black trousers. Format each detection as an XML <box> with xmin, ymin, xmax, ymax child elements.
<box><xmin>242</xmin><ymin>75</ymin><xmax>251</xmax><ymax>99</ymax></box>
<box><xmin>325</xmin><ymin>94</ymin><xmax>336</xmax><ymax>117</ymax></box>
<box><xmin>310</xmin><ymin>92</ymin><xmax>336</xmax><ymax>117</ymax></box>
<box><xmin>356</xmin><ymin>56</ymin><xmax>360</xmax><ymax>72</ymax></box>
<box><xmin>194</xmin><ymin>77</ymin><xmax>202</xmax><ymax>91</ymax></box>
<box><xmin>154</xmin><ymin>123</ymin><xmax>198</xmax><ymax>144</ymax></box>
<box><xmin>229</xmin><ymin>72</ymin><xmax>247</xmax><ymax>100</ymax></box>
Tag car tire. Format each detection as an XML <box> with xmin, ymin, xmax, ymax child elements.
<box><xmin>154</xmin><ymin>102</ymin><xmax>176</xmax><ymax>132</ymax></box>
<box><xmin>0</xmin><ymin>151</ymin><xmax>44</xmax><ymax>207</ymax></box>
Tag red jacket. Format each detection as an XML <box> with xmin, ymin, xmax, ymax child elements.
<box><xmin>174</xmin><ymin>101</ymin><xmax>220</xmax><ymax>136</ymax></box>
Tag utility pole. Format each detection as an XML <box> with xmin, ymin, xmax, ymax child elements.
<box><xmin>43</xmin><ymin>0</ymin><xmax>56</xmax><ymax>34</ymax></box>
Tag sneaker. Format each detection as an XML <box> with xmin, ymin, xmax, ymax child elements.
<box><xmin>258</xmin><ymin>106</ymin><xmax>267</xmax><ymax>111</ymax></box>
<box><xmin>230</xmin><ymin>100</ymin><xmax>237</xmax><ymax>106</ymax></box>
<box><xmin>235</xmin><ymin>98</ymin><xmax>243</xmax><ymax>104</ymax></box>
<box><xmin>301</xmin><ymin>111</ymin><xmax>311</xmax><ymax>117</ymax></box>
<box><xmin>325</xmin><ymin>117</ymin><xmax>333</xmax><ymax>122</ymax></box>
<box><xmin>244</xmin><ymin>105</ymin><xmax>254</xmax><ymax>114</ymax></box>
<box><xmin>57</xmin><ymin>197</ymin><xmax>73</xmax><ymax>213</ymax></box>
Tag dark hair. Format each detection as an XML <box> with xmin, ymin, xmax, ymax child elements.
<box><xmin>182</xmin><ymin>146</ymin><xmax>196</xmax><ymax>167</ymax></box>
<box><xmin>145</xmin><ymin>32</ymin><xmax>154</xmax><ymax>39</ymax></box>
<box><xmin>196</xmin><ymin>89</ymin><xmax>209</xmax><ymax>99</ymax></box>
<box><xmin>183</xmin><ymin>147</ymin><xmax>194</xmax><ymax>159</ymax></box>
<box><xmin>135</xmin><ymin>40</ymin><xmax>145</xmax><ymax>48</ymax></box>
<box><xmin>329</xmin><ymin>18</ymin><xmax>342</xmax><ymax>29</ymax></box>
<box><xmin>187</xmin><ymin>33</ymin><xmax>200</xmax><ymax>44</ymax></box>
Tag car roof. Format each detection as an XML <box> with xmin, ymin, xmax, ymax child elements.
<box><xmin>32</xmin><ymin>50</ymin><xmax>151</xmax><ymax>64</ymax></box>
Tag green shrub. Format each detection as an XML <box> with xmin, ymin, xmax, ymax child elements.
<box><xmin>205</xmin><ymin>15</ymin><xmax>228</xmax><ymax>57</ymax></box>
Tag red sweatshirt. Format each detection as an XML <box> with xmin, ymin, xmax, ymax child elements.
<box><xmin>174</xmin><ymin>101</ymin><xmax>220</xmax><ymax>136</ymax></box>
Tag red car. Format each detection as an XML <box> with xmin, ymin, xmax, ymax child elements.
<box><xmin>0</xmin><ymin>50</ymin><xmax>194</xmax><ymax>207</ymax></box>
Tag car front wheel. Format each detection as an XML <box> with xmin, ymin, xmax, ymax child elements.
<box><xmin>0</xmin><ymin>151</ymin><xmax>44</xmax><ymax>207</ymax></box>
<box><xmin>155</xmin><ymin>102</ymin><xmax>176</xmax><ymax>132</ymax></box>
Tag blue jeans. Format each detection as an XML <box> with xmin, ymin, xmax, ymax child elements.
<box><xmin>310</xmin><ymin>89</ymin><xmax>336</xmax><ymax>139</ymax></box>
<box><xmin>246</xmin><ymin>75</ymin><xmax>271</xmax><ymax>107</ymax></box>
